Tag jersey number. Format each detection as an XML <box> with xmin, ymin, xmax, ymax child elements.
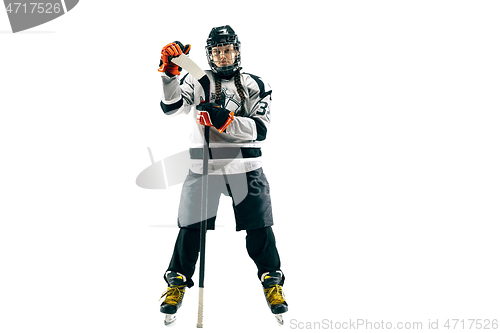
<box><xmin>256</xmin><ymin>101</ymin><xmax>268</xmax><ymax>115</ymax></box>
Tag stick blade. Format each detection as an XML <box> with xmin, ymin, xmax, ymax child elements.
<box><xmin>171</xmin><ymin>54</ymin><xmax>210</xmax><ymax>101</ymax></box>
<box><xmin>171</xmin><ymin>54</ymin><xmax>205</xmax><ymax>80</ymax></box>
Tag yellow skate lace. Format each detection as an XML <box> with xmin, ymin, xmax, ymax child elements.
<box><xmin>159</xmin><ymin>285</ymin><xmax>186</xmax><ymax>306</ymax></box>
<box><xmin>264</xmin><ymin>285</ymin><xmax>286</xmax><ymax>305</ymax></box>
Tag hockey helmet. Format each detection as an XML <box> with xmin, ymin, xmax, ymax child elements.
<box><xmin>206</xmin><ymin>25</ymin><xmax>241</xmax><ymax>76</ymax></box>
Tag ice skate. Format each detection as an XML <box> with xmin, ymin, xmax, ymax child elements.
<box><xmin>261</xmin><ymin>271</ymin><xmax>288</xmax><ymax>325</ymax></box>
<box><xmin>159</xmin><ymin>272</ymin><xmax>187</xmax><ymax>325</ymax></box>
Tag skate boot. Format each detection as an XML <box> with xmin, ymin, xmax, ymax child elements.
<box><xmin>159</xmin><ymin>271</ymin><xmax>187</xmax><ymax>325</ymax></box>
<box><xmin>261</xmin><ymin>271</ymin><xmax>288</xmax><ymax>325</ymax></box>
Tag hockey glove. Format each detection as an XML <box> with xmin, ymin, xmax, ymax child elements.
<box><xmin>196</xmin><ymin>101</ymin><xmax>234</xmax><ymax>133</ymax></box>
<box><xmin>158</xmin><ymin>41</ymin><xmax>192</xmax><ymax>76</ymax></box>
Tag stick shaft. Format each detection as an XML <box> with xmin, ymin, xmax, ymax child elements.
<box><xmin>199</xmin><ymin>125</ymin><xmax>209</xmax><ymax>288</ymax></box>
<box><xmin>197</xmin><ymin>125</ymin><xmax>210</xmax><ymax>328</ymax></box>
<box><xmin>196</xmin><ymin>287</ymin><xmax>204</xmax><ymax>328</ymax></box>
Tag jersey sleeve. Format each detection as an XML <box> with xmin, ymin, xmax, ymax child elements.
<box><xmin>225</xmin><ymin>74</ymin><xmax>272</xmax><ymax>141</ymax></box>
<box><xmin>160</xmin><ymin>72</ymin><xmax>195</xmax><ymax>116</ymax></box>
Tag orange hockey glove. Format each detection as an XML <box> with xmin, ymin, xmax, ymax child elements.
<box><xmin>196</xmin><ymin>101</ymin><xmax>234</xmax><ymax>133</ymax></box>
<box><xmin>158</xmin><ymin>41</ymin><xmax>192</xmax><ymax>76</ymax></box>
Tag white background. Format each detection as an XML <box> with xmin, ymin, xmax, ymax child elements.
<box><xmin>1</xmin><ymin>1</ymin><xmax>499</xmax><ymax>332</ymax></box>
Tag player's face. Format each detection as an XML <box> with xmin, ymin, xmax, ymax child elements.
<box><xmin>211</xmin><ymin>44</ymin><xmax>239</xmax><ymax>67</ymax></box>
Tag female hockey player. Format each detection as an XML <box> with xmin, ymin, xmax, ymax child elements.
<box><xmin>157</xmin><ymin>25</ymin><xmax>287</xmax><ymax>325</ymax></box>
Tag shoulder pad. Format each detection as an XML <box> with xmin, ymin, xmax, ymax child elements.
<box><xmin>243</xmin><ymin>73</ymin><xmax>272</xmax><ymax>99</ymax></box>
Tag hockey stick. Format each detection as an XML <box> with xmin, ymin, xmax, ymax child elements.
<box><xmin>170</xmin><ymin>54</ymin><xmax>210</xmax><ymax>329</ymax></box>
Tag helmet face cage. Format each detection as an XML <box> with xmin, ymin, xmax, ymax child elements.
<box><xmin>206</xmin><ymin>42</ymin><xmax>241</xmax><ymax>76</ymax></box>
<box><xmin>205</xmin><ymin>26</ymin><xmax>241</xmax><ymax>76</ymax></box>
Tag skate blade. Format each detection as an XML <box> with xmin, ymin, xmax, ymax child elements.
<box><xmin>164</xmin><ymin>314</ymin><xmax>176</xmax><ymax>325</ymax></box>
<box><xmin>275</xmin><ymin>314</ymin><xmax>284</xmax><ymax>325</ymax></box>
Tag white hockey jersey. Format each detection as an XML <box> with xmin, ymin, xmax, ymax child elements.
<box><xmin>160</xmin><ymin>70</ymin><xmax>272</xmax><ymax>175</ymax></box>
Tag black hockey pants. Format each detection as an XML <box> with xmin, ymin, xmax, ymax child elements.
<box><xmin>166</xmin><ymin>226</ymin><xmax>283</xmax><ymax>288</ymax></box>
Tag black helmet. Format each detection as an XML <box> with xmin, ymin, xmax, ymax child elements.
<box><xmin>205</xmin><ymin>25</ymin><xmax>241</xmax><ymax>76</ymax></box>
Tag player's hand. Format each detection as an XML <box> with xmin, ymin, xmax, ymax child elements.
<box><xmin>196</xmin><ymin>101</ymin><xmax>234</xmax><ymax>133</ymax></box>
<box><xmin>158</xmin><ymin>41</ymin><xmax>192</xmax><ymax>75</ymax></box>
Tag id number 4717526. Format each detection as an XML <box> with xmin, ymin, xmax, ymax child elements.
<box><xmin>6</xmin><ymin>2</ymin><xmax>62</xmax><ymax>14</ymax></box>
<box><xmin>444</xmin><ymin>319</ymin><xmax>498</xmax><ymax>330</ymax></box>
